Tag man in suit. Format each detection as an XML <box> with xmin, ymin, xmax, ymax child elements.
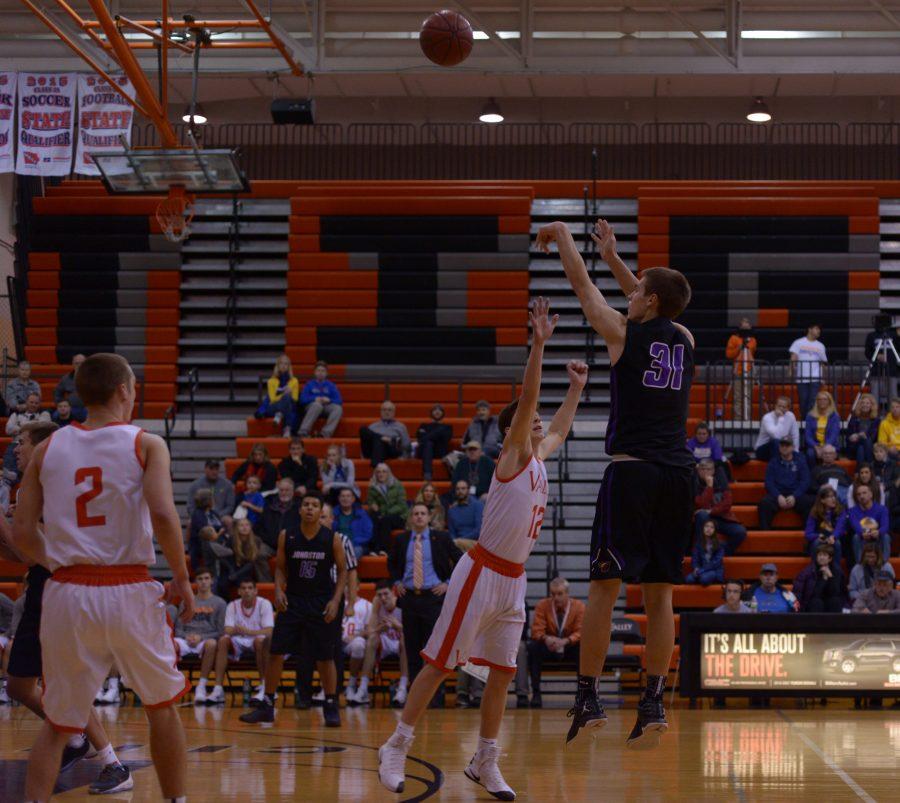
<box><xmin>526</xmin><ymin>576</ymin><xmax>585</xmax><ymax>708</ymax></box>
<box><xmin>389</xmin><ymin>502</ymin><xmax>462</xmax><ymax>686</ymax></box>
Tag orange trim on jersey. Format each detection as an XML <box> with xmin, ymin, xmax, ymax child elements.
<box><xmin>494</xmin><ymin>452</ymin><xmax>537</xmax><ymax>483</ymax></box>
<box><xmin>419</xmin><ymin>650</ymin><xmax>454</xmax><ymax>674</ymax></box>
<box><xmin>472</xmin><ymin>543</ymin><xmax>524</xmax><ymax>577</ymax></box>
<box><xmin>71</xmin><ymin>421</ymin><xmax>131</xmax><ymax>430</ymax></box>
<box><xmin>469</xmin><ymin>656</ymin><xmax>516</xmax><ymax>674</ymax></box>
<box><xmin>134</xmin><ymin>429</ymin><xmax>146</xmax><ymax>470</ymax></box>
<box><xmin>434</xmin><ymin>558</ymin><xmax>483</xmax><ymax>668</ymax></box>
<box><xmin>52</xmin><ymin>564</ymin><xmax>151</xmax><ymax>586</ymax></box>
<box><xmin>45</xmin><ymin>714</ymin><xmax>84</xmax><ymax>734</ymax></box>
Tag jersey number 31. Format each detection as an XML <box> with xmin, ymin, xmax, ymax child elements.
<box><xmin>643</xmin><ymin>342</ymin><xmax>685</xmax><ymax>391</ymax></box>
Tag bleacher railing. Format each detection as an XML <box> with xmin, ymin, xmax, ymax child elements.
<box><xmin>60</xmin><ymin>120</ymin><xmax>900</xmax><ymax>181</ymax></box>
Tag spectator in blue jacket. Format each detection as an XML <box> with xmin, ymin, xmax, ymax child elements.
<box><xmin>298</xmin><ymin>361</ymin><xmax>344</xmax><ymax>438</ymax></box>
<box><xmin>447</xmin><ymin>480</ymin><xmax>484</xmax><ymax>551</ymax></box>
<box><xmin>847</xmin><ymin>483</ymin><xmax>891</xmax><ymax>563</ymax></box>
<box><xmin>758</xmin><ymin>438</ymin><xmax>814</xmax><ymax>529</ymax></box>
<box><xmin>686</xmin><ymin>421</ymin><xmax>723</xmax><ymax>464</ymax></box>
<box><xmin>804</xmin><ymin>390</ymin><xmax>841</xmax><ymax>470</ymax></box>
<box><xmin>684</xmin><ymin>520</ymin><xmax>725</xmax><ymax>586</ymax></box>
<box><xmin>334</xmin><ymin>487</ymin><xmax>374</xmax><ymax>557</ymax></box>
<box><xmin>845</xmin><ymin>393</ymin><xmax>880</xmax><ymax>465</ymax></box>
<box><xmin>804</xmin><ymin>485</ymin><xmax>845</xmax><ymax>566</ymax></box>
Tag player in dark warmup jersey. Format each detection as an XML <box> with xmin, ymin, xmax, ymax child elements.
<box><xmin>536</xmin><ymin>219</ymin><xmax>694</xmax><ymax>749</ymax></box>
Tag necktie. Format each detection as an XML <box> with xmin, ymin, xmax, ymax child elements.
<box><xmin>413</xmin><ymin>534</ymin><xmax>424</xmax><ymax>591</ymax></box>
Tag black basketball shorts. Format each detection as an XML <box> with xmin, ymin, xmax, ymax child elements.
<box><xmin>589</xmin><ymin>460</ymin><xmax>693</xmax><ymax>585</ymax></box>
<box><xmin>269</xmin><ymin>594</ymin><xmax>336</xmax><ymax>662</ymax></box>
<box><xmin>7</xmin><ymin>566</ymin><xmax>51</xmax><ymax>679</ymax></box>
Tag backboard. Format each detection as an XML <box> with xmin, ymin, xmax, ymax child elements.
<box><xmin>91</xmin><ymin>147</ymin><xmax>249</xmax><ymax>194</ymax></box>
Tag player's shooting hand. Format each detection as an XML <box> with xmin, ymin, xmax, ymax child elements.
<box><xmin>323</xmin><ymin>599</ymin><xmax>339</xmax><ymax>623</ymax></box>
<box><xmin>530</xmin><ymin>297</ymin><xmax>559</xmax><ymax>345</ymax></box>
<box><xmin>172</xmin><ymin>575</ymin><xmax>195</xmax><ymax>623</ymax></box>
<box><xmin>275</xmin><ymin>585</ymin><xmax>288</xmax><ymax>612</ymax></box>
<box><xmin>534</xmin><ymin>222</ymin><xmax>564</xmax><ymax>253</ymax></box>
<box><xmin>591</xmin><ymin>219</ymin><xmax>617</xmax><ymax>261</ymax></box>
<box><xmin>566</xmin><ymin>360</ymin><xmax>589</xmax><ymax>389</ymax></box>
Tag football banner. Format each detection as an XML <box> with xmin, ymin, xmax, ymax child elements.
<box><xmin>0</xmin><ymin>72</ymin><xmax>15</xmax><ymax>173</ymax></box>
<box><xmin>16</xmin><ymin>72</ymin><xmax>76</xmax><ymax>176</ymax></box>
<box><xmin>75</xmin><ymin>74</ymin><xmax>135</xmax><ymax>175</ymax></box>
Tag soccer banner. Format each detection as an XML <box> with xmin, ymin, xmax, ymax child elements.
<box><xmin>0</xmin><ymin>72</ymin><xmax>15</xmax><ymax>173</ymax></box>
<box><xmin>16</xmin><ymin>72</ymin><xmax>76</xmax><ymax>176</ymax></box>
<box><xmin>75</xmin><ymin>74</ymin><xmax>135</xmax><ymax>176</ymax></box>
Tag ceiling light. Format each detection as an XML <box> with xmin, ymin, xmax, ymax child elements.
<box><xmin>478</xmin><ymin>98</ymin><xmax>504</xmax><ymax>124</ymax></box>
<box><xmin>746</xmin><ymin>97</ymin><xmax>771</xmax><ymax>123</ymax></box>
<box><xmin>182</xmin><ymin>105</ymin><xmax>208</xmax><ymax>125</ymax></box>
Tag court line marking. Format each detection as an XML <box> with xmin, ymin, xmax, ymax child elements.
<box><xmin>776</xmin><ymin>711</ymin><xmax>876</xmax><ymax>803</ymax></box>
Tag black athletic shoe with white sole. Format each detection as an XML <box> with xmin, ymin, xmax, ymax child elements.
<box><xmin>565</xmin><ymin>690</ymin><xmax>608</xmax><ymax>744</ymax></box>
<box><xmin>60</xmin><ymin>738</ymin><xmax>91</xmax><ymax>772</ymax></box>
<box><xmin>626</xmin><ymin>696</ymin><xmax>668</xmax><ymax>750</ymax></box>
<box><xmin>239</xmin><ymin>703</ymin><xmax>274</xmax><ymax>724</ymax></box>
<box><xmin>89</xmin><ymin>763</ymin><xmax>134</xmax><ymax>795</ymax></box>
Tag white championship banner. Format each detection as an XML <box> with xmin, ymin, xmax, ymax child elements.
<box><xmin>75</xmin><ymin>74</ymin><xmax>135</xmax><ymax>176</ymax></box>
<box><xmin>16</xmin><ymin>72</ymin><xmax>76</xmax><ymax>177</ymax></box>
<box><xmin>0</xmin><ymin>72</ymin><xmax>15</xmax><ymax>174</ymax></box>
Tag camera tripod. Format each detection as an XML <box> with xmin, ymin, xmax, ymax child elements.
<box><xmin>849</xmin><ymin>331</ymin><xmax>900</xmax><ymax>418</ymax></box>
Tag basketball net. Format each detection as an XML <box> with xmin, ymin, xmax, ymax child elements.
<box><xmin>156</xmin><ymin>185</ymin><xmax>195</xmax><ymax>243</ymax></box>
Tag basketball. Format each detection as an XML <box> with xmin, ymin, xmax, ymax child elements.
<box><xmin>419</xmin><ymin>9</ymin><xmax>474</xmax><ymax>67</ymax></box>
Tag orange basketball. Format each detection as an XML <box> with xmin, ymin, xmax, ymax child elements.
<box><xmin>420</xmin><ymin>9</ymin><xmax>474</xmax><ymax>67</ymax></box>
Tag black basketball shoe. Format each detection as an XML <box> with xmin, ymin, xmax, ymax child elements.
<box><xmin>240</xmin><ymin>701</ymin><xmax>274</xmax><ymax>724</ymax></box>
<box><xmin>565</xmin><ymin>688</ymin><xmax>608</xmax><ymax>744</ymax></box>
<box><xmin>89</xmin><ymin>763</ymin><xmax>134</xmax><ymax>795</ymax></box>
<box><xmin>60</xmin><ymin>737</ymin><xmax>91</xmax><ymax>772</ymax></box>
<box><xmin>626</xmin><ymin>696</ymin><xmax>668</xmax><ymax>750</ymax></box>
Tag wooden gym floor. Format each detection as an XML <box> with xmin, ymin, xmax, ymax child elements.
<box><xmin>0</xmin><ymin>702</ymin><xmax>898</xmax><ymax>801</ymax></box>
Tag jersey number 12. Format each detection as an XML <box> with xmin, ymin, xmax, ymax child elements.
<box><xmin>527</xmin><ymin>505</ymin><xmax>545</xmax><ymax>541</ymax></box>
<box><xmin>643</xmin><ymin>342</ymin><xmax>685</xmax><ymax>391</ymax></box>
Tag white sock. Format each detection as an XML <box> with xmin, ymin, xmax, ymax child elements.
<box><xmin>394</xmin><ymin>721</ymin><xmax>414</xmax><ymax>740</ymax></box>
<box><xmin>67</xmin><ymin>733</ymin><xmax>86</xmax><ymax>749</ymax></box>
<box><xmin>359</xmin><ymin>676</ymin><xmax>369</xmax><ymax>694</ymax></box>
<box><xmin>197</xmin><ymin>678</ymin><xmax>207</xmax><ymax>690</ymax></box>
<box><xmin>94</xmin><ymin>743</ymin><xmax>119</xmax><ymax>766</ymax></box>
<box><xmin>478</xmin><ymin>737</ymin><xmax>498</xmax><ymax>753</ymax></box>
<box><xmin>169</xmin><ymin>797</ymin><xmax>187</xmax><ymax>803</ymax></box>
<box><xmin>213</xmin><ymin>685</ymin><xmax>223</xmax><ymax>693</ymax></box>
<box><xmin>348</xmin><ymin>678</ymin><xmax>357</xmax><ymax>692</ymax></box>
<box><xmin>398</xmin><ymin>676</ymin><xmax>408</xmax><ymax>690</ymax></box>
<box><xmin>108</xmin><ymin>678</ymin><xmax>120</xmax><ymax>691</ymax></box>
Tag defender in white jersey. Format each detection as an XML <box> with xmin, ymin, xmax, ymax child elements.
<box><xmin>380</xmin><ymin>299</ymin><xmax>588</xmax><ymax>800</ymax></box>
<box><xmin>11</xmin><ymin>353</ymin><xmax>195</xmax><ymax>802</ymax></box>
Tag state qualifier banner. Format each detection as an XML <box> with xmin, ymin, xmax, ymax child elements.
<box><xmin>16</xmin><ymin>72</ymin><xmax>76</xmax><ymax>176</ymax></box>
<box><xmin>0</xmin><ymin>72</ymin><xmax>15</xmax><ymax>173</ymax></box>
<box><xmin>75</xmin><ymin>74</ymin><xmax>135</xmax><ymax>175</ymax></box>
<box><xmin>701</xmin><ymin>631</ymin><xmax>900</xmax><ymax>692</ymax></box>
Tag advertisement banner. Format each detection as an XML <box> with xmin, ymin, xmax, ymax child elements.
<box><xmin>16</xmin><ymin>72</ymin><xmax>76</xmax><ymax>176</ymax></box>
<box><xmin>0</xmin><ymin>72</ymin><xmax>15</xmax><ymax>174</ymax></box>
<box><xmin>701</xmin><ymin>631</ymin><xmax>900</xmax><ymax>692</ymax></box>
<box><xmin>75</xmin><ymin>74</ymin><xmax>135</xmax><ymax>175</ymax></box>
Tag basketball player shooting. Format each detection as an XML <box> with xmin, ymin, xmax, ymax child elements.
<box><xmin>379</xmin><ymin>297</ymin><xmax>588</xmax><ymax>800</ymax></box>
<box><xmin>10</xmin><ymin>353</ymin><xmax>195</xmax><ymax>802</ymax></box>
<box><xmin>535</xmin><ymin>220</ymin><xmax>694</xmax><ymax>749</ymax></box>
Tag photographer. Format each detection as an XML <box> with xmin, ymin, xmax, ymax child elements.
<box><xmin>725</xmin><ymin>318</ymin><xmax>757</xmax><ymax>421</ymax></box>
<box><xmin>864</xmin><ymin>314</ymin><xmax>900</xmax><ymax>412</ymax></box>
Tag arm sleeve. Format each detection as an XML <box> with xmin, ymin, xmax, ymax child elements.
<box><xmin>790</xmin><ymin>417</ymin><xmax>800</xmax><ymax>450</ymax></box>
<box><xmin>878</xmin><ymin>419</ymin><xmax>890</xmax><ymax>444</ymax></box>
<box><xmin>826</xmin><ymin>414</ymin><xmax>841</xmax><ymax>447</ymax></box>
<box><xmin>328</xmin><ymin>381</ymin><xmax>343</xmax><ymax>405</ymax></box>
<box><xmin>266</xmin><ymin>377</ymin><xmax>279</xmax><ymax>403</ymax></box>
<box><xmin>711</xmin><ymin>439</ymin><xmax>724</xmax><ymax>463</ymax></box>
<box><xmin>224</xmin><ymin>602</ymin><xmax>235</xmax><ymax>629</ymax></box>
<box><xmin>299</xmin><ymin>380</ymin><xmax>316</xmax><ymax>405</ymax></box>
<box><xmin>288</xmin><ymin>378</ymin><xmax>300</xmax><ymax>402</ymax></box>
<box><xmin>709</xmin><ymin>490</ymin><xmax>732</xmax><ymax>518</ymax></box>
<box><xmin>358</xmin><ymin>511</ymin><xmax>374</xmax><ymax>545</ymax></box>
<box><xmin>852</xmin><ymin>596</ymin><xmax>867</xmax><ymax>612</ymax></box>
<box><xmin>530</xmin><ymin>602</ymin><xmax>548</xmax><ymax>641</ymax></box>
<box><xmin>214</xmin><ymin>601</ymin><xmax>226</xmax><ymax>636</ymax></box>
<box><xmin>399</xmin><ymin>423</ymin><xmax>411</xmax><ymax>453</ymax></box>
<box><xmin>695</xmin><ymin>486</ymin><xmax>714</xmax><ymax>509</ymax></box>
<box><xmin>447</xmin><ymin>508</ymin><xmax>458</xmax><ymax>538</ymax></box>
<box><xmin>804</xmin><ymin>515</ymin><xmax>818</xmax><ymax>541</ymax></box>
<box><xmin>878</xmin><ymin>505</ymin><xmax>890</xmax><ymax>533</ymax></box>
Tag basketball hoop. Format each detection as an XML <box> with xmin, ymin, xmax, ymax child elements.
<box><xmin>156</xmin><ymin>186</ymin><xmax>195</xmax><ymax>243</ymax></box>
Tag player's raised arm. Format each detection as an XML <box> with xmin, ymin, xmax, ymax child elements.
<box><xmin>535</xmin><ymin>222</ymin><xmax>626</xmax><ymax>353</ymax></box>
<box><xmin>592</xmin><ymin>218</ymin><xmax>639</xmax><ymax>296</ymax></box>
<box><xmin>538</xmin><ymin>360</ymin><xmax>589</xmax><ymax>461</ymax></box>
<box><xmin>10</xmin><ymin>439</ymin><xmax>47</xmax><ymax>565</ymax></box>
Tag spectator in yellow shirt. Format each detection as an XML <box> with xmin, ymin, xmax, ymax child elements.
<box><xmin>876</xmin><ymin>397</ymin><xmax>900</xmax><ymax>457</ymax></box>
<box><xmin>256</xmin><ymin>354</ymin><xmax>300</xmax><ymax>438</ymax></box>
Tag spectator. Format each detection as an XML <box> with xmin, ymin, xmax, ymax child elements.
<box><xmin>748</xmin><ymin>563</ymin><xmax>798</xmax><ymax>613</ymax></box>
<box><xmin>334</xmin><ymin>488</ymin><xmax>374</xmax><ymax>558</ymax></box>
<box><xmin>186</xmin><ymin>459</ymin><xmax>235</xmax><ymax>524</ymax></box>
<box><xmin>5</xmin><ymin>361</ymin><xmax>41</xmax><ymax>413</ymax></box>
<box><xmin>298</xmin><ymin>360</ymin><xmax>343</xmax><ymax>438</ymax></box>
<box><xmin>366</xmin><ymin>463</ymin><xmax>408</xmax><ymax>553</ymax></box>
<box><xmin>188</xmin><ymin>489</ymin><xmax>227</xmax><ymax>574</ymax></box>
<box><xmin>804</xmin><ymin>390</ymin><xmax>840</xmax><ymax>470</ymax></box>
<box><xmin>351</xmin><ymin>580</ymin><xmax>408</xmax><ymax>708</ymax></box>
<box><xmin>693</xmin><ymin>459</ymin><xmax>747</xmax><ymax>555</ymax></box>
<box><xmin>864</xmin><ymin>322</ymin><xmax>900</xmax><ymax>409</ymax></box>
<box><xmin>277</xmin><ymin>438</ymin><xmax>319</xmax><ymax>496</ymax></box>
<box><xmin>714</xmin><ymin>579</ymin><xmax>751</xmax><ymax>613</ymax></box>
<box><xmin>877</xmin><ymin>397</ymin><xmax>900</xmax><ymax>458</ymax></box>
<box><xmin>5</xmin><ymin>394</ymin><xmax>50</xmax><ymax>436</ymax></box>
<box><xmin>848</xmin><ymin>543</ymin><xmax>895</xmax><ymax>603</ymax></box>
<box><xmin>847</xmin><ymin>483</ymin><xmax>891</xmax><ymax>562</ymax></box>
<box><xmin>790</xmin><ymin>324</ymin><xmax>827</xmax><ymax>420</ymax></box>
<box><xmin>808</xmin><ymin>444</ymin><xmax>852</xmax><ymax>505</ymax></box>
<box><xmin>804</xmin><ymin>486</ymin><xmax>846</xmax><ymax>566</ymax></box>
<box><xmin>320</xmin><ymin>443</ymin><xmax>358</xmax><ymax>504</ymax></box>
<box><xmin>231</xmin><ymin>443</ymin><xmax>278</xmax><ymax>492</ymax></box>
<box><xmin>793</xmin><ymin>544</ymin><xmax>844</xmax><ymax>613</ymax></box>
<box><xmin>172</xmin><ymin>569</ymin><xmax>226</xmax><ymax>704</ymax></box>
<box><xmin>686</xmin><ymin>421</ymin><xmax>723</xmax><ymax>464</ymax></box>
<box><xmin>451</xmin><ymin>440</ymin><xmax>494</xmax><ymax>499</ymax></box>
<box><xmin>209</xmin><ymin>578</ymin><xmax>274</xmax><ymax>706</ymax></box>
<box><xmin>389</xmin><ymin>502</ymin><xmax>462</xmax><ymax>686</ymax></box>
<box><xmin>255</xmin><ymin>477</ymin><xmax>300</xmax><ymax>555</ymax></box>
<box><xmin>416</xmin><ymin>404</ymin><xmax>453</xmax><ymax>481</ymax></box>
<box><xmin>526</xmin><ymin>577</ymin><xmax>584</xmax><ymax>709</ymax></box>
<box><xmin>227</xmin><ymin>518</ymin><xmax>272</xmax><ymax>587</ymax></box>
<box><xmin>851</xmin><ymin>570</ymin><xmax>900</xmax><ymax>613</ymax></box>
<box><xmin>725</xmin><ymin>318</ymin><xmax>757</xmax><ymax>420</ymax></box>
<box><xmin>235</xmin><ymin>475</ymin><xmax>265</xmax><ymax>526</ymax></box>
<box><xmin>255</xmin><ymin>354</ymin><xmax>299</xmax><ymax>438</ymax></box>
<box><xmin>407</xmin><ymin>483</ymin><xmax>446</xmax><ymax>531</ymax></box>
<box><xmin>757</xmin><ymin>438</ymin><xmax>814</xmax><ymax>529</ymax></box>
<box><xmin>340</xmin><ymin>585</ymin><xmax>373</xmax><ymax>706</ymax></box>
<box><xmin>755</xmin><ymin>395</ymin><xmax>799</xmax><ymax>461</ymax></box>
<box><xmin>848</xmin><ymin>463</ymin><xmax>883</xmax><ymax>507</ymax></box>
<box><xmin>447</xmin><ymin>479</ymin><xmax>484</xmax><ymax>550</ymax></box>
<box><xmin>50</xmin><ymin>398</ymin><xmax>83</xmax><ymax>428</ymax></box>
<box><xmin>872</xmin><ymin>442</ymin><xmax>895</xmax><ymax>489</ymax></box>
<box><xmin>53</xmin><ymin>353</ymin><xmax>86</xmax><ymax>418</ymax></box>
<box><xmin>685</xmin><ymin>520</ymin><xmax>725</xmax><ymax>586</ymax></box>
<box><xmin>463</xmin><ymin>401</ymin><xmax>502</xmax><ymax>460</ymax></box>
<box><xmin>359</xmin><ymin>400</ymin><xmax>411</xmax><ymax>467</ymax></box>
<box><xmin>845</xmin><ymin>393</ymin><xmax>880</xmax><ymax>465</ymax></box>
